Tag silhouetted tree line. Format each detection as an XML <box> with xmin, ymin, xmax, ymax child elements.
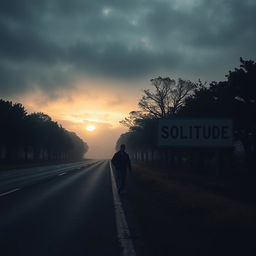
<box><xmin>0</xmin><ymin>100</ymin><xmax>88</xmax><ymax>163</ymax></box>
<box><xmin>117</xmin><ymin>58</ymin><xmax>256</xmax><ymax>174</ymax></box>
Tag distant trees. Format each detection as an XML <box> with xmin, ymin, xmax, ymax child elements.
<box><xmin>117</xmin><ymin>77</ymin><xmax>196</xmax><ymax>162</ymax></box>
<box><xmin>117</xmin><ymin>116</ymin><xmax>158</xmax><ymax>159</ymax></box>
<box><xmin>117</xmin><ymin>58</ymin><xmax>256</xmax><ymax>173</ymax></box>
<box><xmin>0</xmin><ymin>100</ymin><xmax>88</xmax><ymax>163</ymax></box>
<box><xmin>119</xmin><ymin>77</ymin><xmax>197</xmax><ymax>153</ymax></box>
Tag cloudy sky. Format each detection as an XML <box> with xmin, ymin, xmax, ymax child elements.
<box><xmin>1</xmin><ymin>0</ymin><xmax>256</xmax><ymax>158</ymax></box>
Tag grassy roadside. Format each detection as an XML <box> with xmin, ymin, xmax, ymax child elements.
<box><xmin>127</xmin><ymin>163</ymin><xmax>256</xmax><ymax>255</ymax></box>
<box><xmin>132</xmin><ymin>163</ymin><xmax>256</xmax><ymax>230</ymax></box>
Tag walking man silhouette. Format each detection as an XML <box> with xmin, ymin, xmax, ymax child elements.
<box><xmin>111</xmin><ymin>144</ymin><xmax>131</xmax><ymax>194</ymax></box>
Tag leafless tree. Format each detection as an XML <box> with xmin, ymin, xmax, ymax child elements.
<box><xmin>138</xmin><ymin>77</ymin><xmax>196</xmax><ymax>118</ymax></box>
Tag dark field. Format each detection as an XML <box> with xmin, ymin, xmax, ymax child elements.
<box><xmin>123</xmin><ymin>163</ymin><xmax>256</xmax><ymax>256</ymax></box>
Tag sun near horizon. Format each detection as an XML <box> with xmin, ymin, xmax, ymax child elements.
<box><xmin>11</xmin><ymin>86</ymin><xmax>140</xmax><ymax>159</ymax></box>
<box><xmin>86</xmin><ymin>124</ymin><xmax>96</xmax><ymax>132</ymax></box>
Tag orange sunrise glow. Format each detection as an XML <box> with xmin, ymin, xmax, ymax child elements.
<box><xmin>9</xmin><ymin>83</ymin><xmax>141</xmax><ymax>159</ymax></box>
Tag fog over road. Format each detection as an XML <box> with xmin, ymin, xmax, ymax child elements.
<box><xmin>0</xmin><ymin>160</ymin><xmax>122</xmax><ymax>256</ymax></box>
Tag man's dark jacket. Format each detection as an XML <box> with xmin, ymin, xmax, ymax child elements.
<box><xmin>111</xmin><ymin>151</ymin><xmax>131</xmax><ymax>170</ymax></box>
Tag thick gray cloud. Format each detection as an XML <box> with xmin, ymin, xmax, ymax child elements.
<box><xmin>0</xmin><ymin>0</ymin><xmax>256</xmax><ymax>96</ymax></box>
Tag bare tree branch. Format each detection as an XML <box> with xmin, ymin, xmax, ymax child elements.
<box><xmin>139</xmin><ymin>77</ymin><xmax>196</xmax><ymax>117</ymax></box>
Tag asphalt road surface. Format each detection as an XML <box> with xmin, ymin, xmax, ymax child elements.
<box><xmin>0</xmin><ymin>160</ymin><xmax>124</xmax><ymax>256</ymax></box>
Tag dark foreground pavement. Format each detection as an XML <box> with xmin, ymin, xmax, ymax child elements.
<box><xmin>0</xmin><ymin>160</ymin><xmax>119</xmax><ymax>256</ymax></box>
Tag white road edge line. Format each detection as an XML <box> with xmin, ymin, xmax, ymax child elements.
<box><xmin>58</xmin><ymin>172</ymin><xmax>66</xmax><ymax>176</ymax></box>
<box><xmin>109</xmin><ymin>161</ymin><xmax>136</xmax><ymax>256</ymax></box>
<box><xmin>0</xmin><ymin>188</ymin><xmax>20</xmax><ymax>197</ymax></box>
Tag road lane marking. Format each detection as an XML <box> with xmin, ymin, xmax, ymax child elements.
<box><xmin>0</xmin><ymin>188</ymin><xmax>20</xmax><ymax>197</ymax></box>
<box><xmin>109</xmin><ymin>161</ymin><xmax>136</xmax><ymax>256</ymax></box>
<box><xmin>58</xmin><ymin>172</ymin><xmax>66</xmax><ymax>176</ymax></box>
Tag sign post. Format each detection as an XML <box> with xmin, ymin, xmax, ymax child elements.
<box><xmin>158</xmin><ymin>119</ymin><xmax>233</xmax><ymax>176</ymax></box>
<box><xmin>158</xmin><ymin>119</ymin><xmax>233</xmax><ymax>148</ymax></box>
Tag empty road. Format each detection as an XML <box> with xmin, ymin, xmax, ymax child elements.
<box><xmin>0</xmin><ymin>160</ymin><xmax>129</xmax><ymax>256</ymax></box>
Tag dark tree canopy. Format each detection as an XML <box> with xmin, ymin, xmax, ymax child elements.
<box><xmin>0</xmin><ymin>99</ymin><xmax>88</xmax><ymax>162</ymax></box>
<box><xmin>117</xmin><ymin>58</ymin><xmax>256</xmax><ymax>165</ymax></box>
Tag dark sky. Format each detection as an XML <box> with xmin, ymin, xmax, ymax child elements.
<box><xmin>1</xmin><ymin>0</ymin><xmax>256</xmax><ymax>97</ymax></box>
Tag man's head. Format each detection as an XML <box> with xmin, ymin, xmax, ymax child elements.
<box><xmin>120</xmin><ymin>144</ymin><xmax>126</xmax><ymax>152</ymax></box>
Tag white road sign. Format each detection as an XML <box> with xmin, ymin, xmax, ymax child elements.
<box><xmin>158</xmin><ymin>119</ymin><xmax>233</xmax><ymax>147</ymax></box>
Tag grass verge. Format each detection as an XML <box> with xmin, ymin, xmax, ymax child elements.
<box><xmin>132</xmin><ymin>163</ymin><xmax>256</xmax><ymax>231</ymax></box>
